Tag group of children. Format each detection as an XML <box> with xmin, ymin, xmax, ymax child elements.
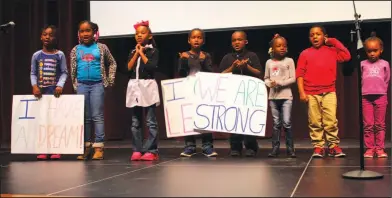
<box><xmin>30</xmin><ymin>20</ymin><xmax>390</xmax><ymax>161</ymax></box>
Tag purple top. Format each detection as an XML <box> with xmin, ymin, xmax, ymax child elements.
<box><xmin>361</xmin><ymin>59</ymin><xmax>390</xmax><ymax>95</ymax></box>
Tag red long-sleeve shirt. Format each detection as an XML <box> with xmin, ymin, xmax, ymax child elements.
<box><xmin>296</xmin><ymin>38</ymin><xmax>351</xmax><ymax>95</ymax></box>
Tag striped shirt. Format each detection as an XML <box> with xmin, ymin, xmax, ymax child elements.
<box><xmin>30</xmin><ymin>50</ymin><xmax>68</xmax><ymax>88</ymax></box>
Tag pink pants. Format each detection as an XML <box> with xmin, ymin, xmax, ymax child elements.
<box><xmin>362</xmin><ymin>95</ymin><xmax>388</xmax><ymax>150</ymax></box>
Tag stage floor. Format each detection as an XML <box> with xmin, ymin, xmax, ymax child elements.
<box><xmin>1</xmin><ymin>139</ymin><xmax>391</xmax><ymax>197</ymax></box>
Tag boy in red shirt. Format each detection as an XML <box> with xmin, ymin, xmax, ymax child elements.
<box><xmin>296</xmin><ymin>25</ymin><xmax>351</xmax><ymax>158</ymax></box>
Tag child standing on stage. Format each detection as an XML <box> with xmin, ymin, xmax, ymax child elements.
<box><xmin>220</xmin><ymin>30</ymin><xmax>262</xmax><ymax>157</ymax></box>
<box><xmin>264</xmin><ymin>34</ymin><xmax>296</xmax><ymax>158</ymax></box>
<box><xmin>296</xmin><ymin>25</ymin><xmax>351</xmax><ymax>158</ymax></box>
<box><xmin>126</xmin><ymin>20</ymin><xmax>160</xmax><ymax>161</ymax></box>
<box><xmin>178</xmin><ymin>28</ymin><xmax>218</xmax><ymax>157</ymax></box>
<box><xmin>361</xmin><ymin>32</ymin><xmax>390</xmax><ymax>158</ymax></box>
<box><xmin>31</xmin><ymin>25</ymin><xmax>68</xmax><ymax>160</ymax></box>
<box><xmin>71</xmin><ymin>21</ymin><xmax>117</xmax><ymax>160</ymax></box>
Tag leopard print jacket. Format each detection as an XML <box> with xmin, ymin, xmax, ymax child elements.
<box><xmin>70</xmin><ymin>42</ymin><xmax>117</xmax><ymax>91</ymax></box>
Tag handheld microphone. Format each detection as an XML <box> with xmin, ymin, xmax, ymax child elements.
<box><xmin>0</xmin><ymin>21</ymin><xmax>15</xmax><ymax>30</ymax></box>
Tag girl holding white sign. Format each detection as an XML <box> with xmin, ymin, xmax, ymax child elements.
<box><xmin>70</xmin><ymin>21</ymin><xmax>117</xmax><ymax>160</ymax></box>
<box><xmin>31</xmin><ymin>25</ymin><xmax>68</xmax><ymax>160</ymax></box>
<box><xmin>178</xmin><ymin>28</ymin><xmax>218</xmax><ymax>157</ymax></box>
<box><xmin>126</xmin><ymin>20</ymin><xmax>160</xmax><ymax>161</ymax></box>
<box><xmin>264</xmin><ymin>34</ymin><xmax>296</xmax><ymax>158</ymax></box>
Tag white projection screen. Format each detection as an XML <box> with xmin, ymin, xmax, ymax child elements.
<box><xmin>90</xmin><ymin>1</ymin><xmax>391</xmax><ymax>38</ymax></box>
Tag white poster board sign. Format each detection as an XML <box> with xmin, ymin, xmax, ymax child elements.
<box><xmin>161</xmin><ymin>72</ymin><xmax>268</xmax><ymax>138</ymax></box>
<box><xmin>193</xmin><ymin>72</ymin><xmax>268</xmax><ymax>136</ymax></box>
<box><xmin>161</xmin><ymin>77</ymin><xmax>201</xmax><ymax>138</ymax></box>
<box><xmin>11</xmin><ymin>95</ymin><xmax>84</xmax><ymax>154</ymax></box>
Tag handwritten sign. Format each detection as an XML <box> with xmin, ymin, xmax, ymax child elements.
<box><xmin>161</xmin><ymin>77</ymin><xmax>201</xmax><ymax>137</ymax></box>
<box><xmin>193</xmin><ymin>72</ymin><xmax>268</xmax><ymax>136</ymax></box>
<box><xmin>11</xmin><ymin>95</ymin><xmax>84</xmax><ymax>154</ymax></box>
<box><xmin>161</xmin><ymin>72</ymin><xmax>267</xmax><ymax>138</ymax></box>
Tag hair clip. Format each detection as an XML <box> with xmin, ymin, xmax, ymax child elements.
<box><xmin>133</xmin><ymin>20</ymin><xmax>149</xmax><ymax>30</ymax></box>
<box><xmin>94</xmin><ymin>31</ymin><xmax>100</xmax><ymax>41</ymax></box>
<box><xmin>268</xmin><ymin>47</ymin><xmax>273</xmax><ymax>54</ymax></box>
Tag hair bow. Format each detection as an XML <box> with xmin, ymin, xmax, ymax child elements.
<box><xmin>268</xmin><ymin>47</ymin><xmax>273</xmax><ymax>54</ymax></box>
<box><xmin>94</xmin><ymin>31</ymin><xmax>100</xmax><ymax>41</ymax></box>
<box><xmin>134</xmin><ymin>20</ymin><xmax>149</xmax><ymax>30</ymax></box>
<box><xmin>273</xmin><ymin>34</ymin><xmax>280</xmax><ymax>39</ymax></box>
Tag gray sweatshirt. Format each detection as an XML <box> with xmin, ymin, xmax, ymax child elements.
<box><xmin>264</xmin><ymin>57</ymin><xmax>296</xmax><ymax>100</ymax></box>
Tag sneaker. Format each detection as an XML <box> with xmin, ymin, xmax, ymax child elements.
<box><xmin>202</xmin><ymin>148</ymin><xmax>218</xmax><ymax>157</ymax></box>
<box><xmin>268</xmin><ymin>146</ymin><xmax>280</xmax><ymax>157</ymax></box>
<box><xmin>312</xmin><ymin>147</ymin><xmax>324</xmax><ymax>158</ymax></box>
<box><xmin>245</xmin><ymin>149</ymin><xmax>257</xmax><ymax>157</ymax></box>
<box><xmin>328</xmin><ymin>146</ymin><xmax>346</xmax><ymax>157</ymax></box>
<box><xmin>268</xmin><ymin>146</ymin><xmax>279</xmax><ymax>158</ymax></box>
<box><xmin>50</xmin><ymin>154</ymin><xmax>61</xmax><ymax>160</ymax></box>
<box><xmin>286</xmin><ymin>147</ymin><xmax>296</xmax><ymax>158</ymax></box>
<box><xmin>180</xmin><ymin>148</ymin><xmax>196</xmax><ymax>157</ymax></box>
<box><xmin>376</xmin><ymin>149</ymin><xmax>388</xmax><ymax>158</ymax></box>
<box><xmin>130</xmin><ymin>152</ymin><xmax>142</xmax><ymax>161</ymax></box>
<box><xmin>230</xmin><ymin>150</ymin><xmax>241</xmax><ymax>157</ymax></box>
<box><xmin>364</xmin><ymin>149</ymin><xmax>374</xmax><ymax>158</ymax></box>
<box><xmin>140</xmin><ymin>152</ymin><xmax>159</xmax><ymax>161</ymax></box>
<box><xmin>37</xmin><ymin>154</ymin><xmax>48</xmax><ymax>160</ymax></box>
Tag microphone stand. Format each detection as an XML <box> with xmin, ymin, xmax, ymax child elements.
<box><xmin>0</xmin><ymin>22</ymin><xmax>15</xmax><ymax>149</ymax></box>
<box><xmin>0</xmin><ymin>27</ymin><xmax>4</xmax><ymax>149</ymax></box>
<box><xmin>0</xmin><ymin>23</ymin><xmax>13</xmax><ymax>149</ymax></box>
<box><xmin>342</xmin><ymin>1</ymin><xmax>383</xmax><ymax>180</ymax></box>
<box><xmin>0</xmin><ymin>26</ymin><xmax>5</xmax><ymax>150</ymax></box>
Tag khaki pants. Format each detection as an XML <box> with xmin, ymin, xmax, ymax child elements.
<box><xmin>308</xmin><ymin>92</ymin><xmax>340</xmax><ymax>148</ymax></box>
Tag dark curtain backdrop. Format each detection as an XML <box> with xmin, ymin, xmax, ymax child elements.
<box><xmin>1</xmin><ymin>0</ymin><xmax>391</xmax><ymax>146</ymax></box>
<box><xmin>0</xmin><ymin>0</ymin><xmax>89</xmax><ymax>145</ymax></box>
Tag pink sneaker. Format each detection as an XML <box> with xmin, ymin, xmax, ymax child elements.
<box><xmin>37</xmin><ymin>154</ymin><xmax>48</xmax><ymax>160</ymax></box>
<box><xmin>50</xmin><ymin>154</ymin><xmax>61</xmax><ymax>160</ymax></box>
<box><xmin>363</xmin><ymin>149</ymin><xmax>374</xmax><ymax>158</ymax></box>
<box><xmin>376</xmin><ymin>149</ymin><xmax>388</xmax><ymax>158</ymax></box>
<box><xmin>130</xmin><ymin>152</ymin><xmax>142</xmax><ymax>161</ymax></box>
<box><xmin>140</xmin><ymin>153</ymin><xmax>159</xmax><ymax>161</ymax></box>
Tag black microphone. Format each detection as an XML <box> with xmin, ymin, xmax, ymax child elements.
<box><xmin>0</xmin><ymin>21</ymin><xmax>15</xmax><ymax>30</ymax></box>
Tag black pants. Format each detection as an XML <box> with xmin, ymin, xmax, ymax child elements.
<box><xmin>229</xmin><ymin>134</ymin><xmax>259</xmax><ymax>151</ymax></box>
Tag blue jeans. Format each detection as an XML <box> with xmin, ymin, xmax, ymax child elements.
<box><xmin>131</xmin><ymin>105</ymin><xmax>158</xmax><ymax>154</ymax></box>
<box><xmin>269</xmin><ymin>99</ymin><xmax>293</xmax><ymax>148</ymax></box>
<box><xmin>77</xmin><ymin>82</ymin><xmax>105</xmax><ymax>143</ymax></box>
<box><xmin>184</xmin><ymin>133</ymin><xmax>213</xmax><ymax>152</ymax></box>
